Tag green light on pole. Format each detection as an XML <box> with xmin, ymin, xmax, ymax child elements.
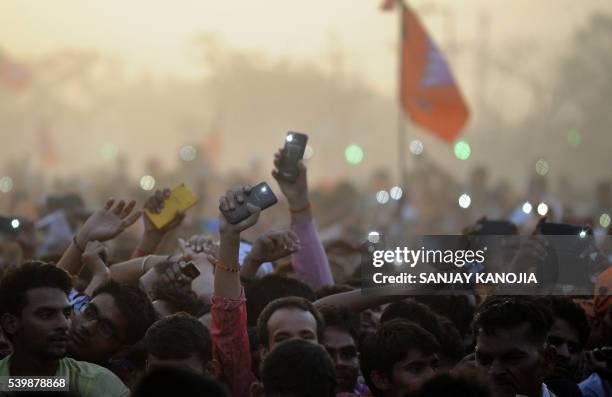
<box><xmin>454</xmin><ymin>140</ymin><xmax>471</xmax><ymax>160</ymax></box>
<box><xmin>345</xmin><ymin>144</ymin><xmax>364</xmax><ymax>165</ymax></box>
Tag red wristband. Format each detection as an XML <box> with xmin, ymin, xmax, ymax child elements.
<box><xmin>289</xmin><ymin>202</ymin><xmax>311</xmax><ymax>213</ymax></box>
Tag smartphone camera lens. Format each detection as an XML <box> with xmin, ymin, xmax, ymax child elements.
<box><xmin>286</xmin><ymin>134</ymin><xmax>293</xmax><ymax>142</ymax></box>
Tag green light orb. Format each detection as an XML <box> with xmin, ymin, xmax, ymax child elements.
<box><xmin>345</xmin><ymin>144</ymin><xmax>364</xmax><ymax>165</ymax></box>
<box><xmin>454</xmin><ymin>140</ymin><xmax>471</xmax><ymax>160</ymax></box>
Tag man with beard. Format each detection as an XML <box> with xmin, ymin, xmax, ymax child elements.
<box><xmin>0</xmin><ymin>262</ymin><xmax>128</xmax><ymax>397</ymax></box>
<box><xmin>473</xmin><ymin>296</ymin><xmax>557</xmax><ymax>397</ymax></box>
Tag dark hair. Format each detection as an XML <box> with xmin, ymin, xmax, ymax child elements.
<box><xmin>152</xmin><ymin>282</ymin><xmax>209</xmax><ymax>317</ymax></box>
<box><xmin>132</xmin><ymin>367</ymin><xmax>228</xmax><ymax>397</ymax></box>
<box><xmin>436</xmin><ymin>316</ymin><xmax>465</xmax><ymax>365</ymax></box>
<box><xmin>319</xmin><ymin>305</ymin><xmax>360</xmax><ymax>342</ymax></box>
<box><xmin>261</xmin><ymin>339</ymin><xmax>336</xmax><ymax>397</ymax></box>
<box><xmin>412</xmin><ymin>295</ymin><xmax>475</xmax><ymax>338</ymax></box>
<box><xmin>548</xmin><ymin>297</ymin><xmax>590</xmax><ymax>347</ymax></box>
<box><xmin>92</xmin><ymin>281</ymin><xmax>157</xmax><ymax>344</ymax></box>
<box><xmin>0</xmin><ymin>261</ymin><xmax>72</xmax><ymax>316</ymax></box>
<box><xmin>245</xmin><ymin>274</ymin><xmax>316</xmax><ymax>327</ymax></box>
<box><xmin>315</xmin><ymin>284</ymin><xmax>354</xmax><ymax>299</ymax></box>
<box><xmin>381</xmin><ymin>300</ymin><xmax>443</xmax><ymax>342</ymax></box>
<box><xmin>256</xmin><ymin>296</ymin><xmax>325</xmax><ymax>349</ymax></box>
<box><xmin>472</xmin><ymin>296</ymin><xmax>553</xmax><ymax>345</ymax></box>
<box><xmin>360</xmin><ymin>320</ymin><xmax>440</xmax><ymax>397</ymax></box>
<box><xmin>145</xmin><ymin>312</ymin><xmax>212</xmax><ymax>364</ymax></box>
<box><xmin>412</xmin><ymin>370</ymin><xmax>491</xmax><ymax>397</ymax></box>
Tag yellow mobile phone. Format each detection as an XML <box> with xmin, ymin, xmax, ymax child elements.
<box><xmin>144</xmin><ymin>184</ymin><xmax>197</xmax><ymax>229</ymax></box>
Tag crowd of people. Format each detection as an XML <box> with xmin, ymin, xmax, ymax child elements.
<box><xmin>0</xmin><ymin>145</ymin><xmax>611</xmax><ymax>397</ymax></box>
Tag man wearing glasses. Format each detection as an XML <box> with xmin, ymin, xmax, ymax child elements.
<box><xmin>67</xmin><ymin>280</ymin><xmax>157</xmax><ymax>366</ymax></box>
<box><xmin>0</xmin><ymin>261</ymin><xmax>129</xmax><ymax>397</ymax></box>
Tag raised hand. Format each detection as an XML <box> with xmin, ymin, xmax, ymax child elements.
<box><xmin>139</xmin><ymin>188</ymin><xmax>186</xmax><ymax>253</ymax></box>
<box><xmin>81</xmin><ymin>241</ymin><xmax>109</xmax><ymax>275</ymax></box>
<box><xmin>272</xmin><ymin>148</ymin><xmax>309</xmax><ymax>209</ymax></box>
<box><xmin>248</xmin><ymin>230</ymin><xmax>301</xmax><ymax>263</ymax></box>
<box><xmin>82</xmin><ymin>241</ymin><xmax>110</xmax><ymax>296</ymax></box>
<box><xmin>77</xmin><ymin>198</ymin><xmax>141</xmax><ymax>245</ymax></box>
<box><xmin>178</xmin><ymin>236</ymin><xmax>217</xmax><ymax>264</ymax></box>
<box><xmin>143</xmin><ymin>188</ymin><xmax>186</xmax><ymax>232</ymax></box>
<box><xmin>218</xmin><ymin>186</ymin><xmax>261</xmax><ymax>236</ymax></box>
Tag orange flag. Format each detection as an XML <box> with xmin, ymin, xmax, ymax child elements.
<box><xmin>385</xmin><ymin>1</ymin><xmax>470</xmax><ymax>143</ymax></box>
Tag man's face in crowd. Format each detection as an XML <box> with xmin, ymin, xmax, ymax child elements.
<box><xmin>147</xmin><ymin>353</ymin><xmax>206</xmax><ymax>375</ymax></box>
<box><xmin>374</xmin><ymin>349</ymin><xmax>438</xmax><ymax>397</ymax></box>
<box><xmin>1</xmin><ymin>287</ymin><xmax>72</xmax><ymax>360</ymax></box>
<box><xmin>323</xmin><ymin>327</ymin><xmax>359</xmax><ymax>393</ymax></box>
<box><xmin>475</xmin><ymin>323</ymin><xmax>553</xmax><ymax>397</ymax></box>
<box><xmin>546</xmin><ymin>317</ymin><xmax>582</xmax><ymax>377</ymax></box>
<box><xmin>68</xmin><ymin>293</ymin><xmax>128</xmax><ymax>363</ymax></box>
<box><xmin>265</xmin><ymin>307</ymin><xmax>318</xmax><ymax>352</ymax></box>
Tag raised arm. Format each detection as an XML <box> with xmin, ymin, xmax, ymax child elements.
<box><xmin>210</xmin><ymin>186</ymin><xmax>261</xmax><ymax>397</ymax></box>
<box><xmin>272</xmin><ymin>150</ymin><xmax>333</xmax><ymax>288</ymax></box>
<box><xmin>81</xmin><ymin>241</ymin><xmax>111</xmax><ymax>296</ymax></box>
<box><xmin>57</xmin><ymin>199</ymin><xmax>141</xmax><ymax>276</ymax></box>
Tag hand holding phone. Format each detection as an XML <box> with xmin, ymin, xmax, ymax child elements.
<box><xmin>144</xmin><ymin>184</ymin><xmax>197</xmax><ymax>230</ymax></box>
<box><xmin>277</xmin><ymin>132</ymin><xmax>308</xmax><ymax>182</ymax></box>
<box><xmin>220</xmin><ymin>183</ymin><xmax>277</xmax><ymax>226</ymax></box>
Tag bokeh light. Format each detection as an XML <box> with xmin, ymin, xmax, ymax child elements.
<box><xmin>179</xmin><ymin>145</ymin><xmax>197</xmax><ymax>162</ymax></box>
<box><xmin>389</xmin><ymin>186</ymin><xmax>403</xmax><ymax>200</ymax></box>
<box><xmin>368</xmin><ymin>231</ymin><xmax>380</xmax><ymax>244</ymax></box>
<box><xmin>0</xmin><ymin>176</ymin><xmax>13</xmax><ymax>193</ymax></box>
<box><xmin>376</xmin><ymin>190</ymin><xmax>390</xmax><ymax>204</ymax></box>
<box><xmin>567</xmin><ymin>130</ymin><xmax>582</xmax><ymax>147</ymax></box>
<box><xmin>522</xmin><ymin>202</ymin><xmax>532</xmax><ymax>214</ymax></box>
<box><xmin>458</xmin><ymin>193</ymin><xmax>471</xmax><ymax>208</ymax></box>
<box><xmin>535</xmin><ymin>159</ymin><xmax>549</xmax><ymax>176</ymax></box>
<box><xmin>409</xmin><ymin>139</ymin><xmax>424</xmax><ymax>155</ymax></box>
<box><xmin>140</xmin><ymin>175</ymin><xmax>156</xmax><ymax>191</ymax></box>
<box><xmin>344</xmin><ymin>144</ymin><xmax>364</xmax><ymax>165</ymax></box>
<box><xmin>100</xmin><ymin>143</ymin><xmax>118</xmax><ymax>161</ymax></box>
<box><xmin>600</xmin><ymin>213</ymin><xmax>611</xmax><ymax>228</ymax></box>
<box><xmin>454</xmin><ymin>140</ymin><xmax>471</xmax><ymax>160</ymax></box>
<box><xmin>537</xmin><ymin>202</ymin><xmax>549</xmax><ymax>216</ymax></box>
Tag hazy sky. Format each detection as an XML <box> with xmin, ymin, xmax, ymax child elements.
<box><xmin>3</xmin><ymin>0</ymin><xmax>612</xmax><ymax>97</ymax></box>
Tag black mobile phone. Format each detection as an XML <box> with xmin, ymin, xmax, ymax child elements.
<box><xmin>221</xmin><ymin>182</ymin><xmax>278</xmax><ymax>225</ymax></box>
<box><xmin>180</xmin><ymin>262</ymin><xmax>201</xmax><ymax>279</ymax></box>
<box><xmin>541</xmin><ymin>222</ymin><xmax>593</xmax><ymax>236</ymax></box>
<box><xmin>476</xmin><ymin>220</ymin><xmax>517</xmax><ymax>235</ymax></box>
<box><xmin>540</xmin><ymin>222</ymin><xmax>593</xmax><ymax>290</ymax></box>
<box><xmin>278</xmin><ymin>132</ymin><xmax>308</xmax><ymax>182</ymax></box>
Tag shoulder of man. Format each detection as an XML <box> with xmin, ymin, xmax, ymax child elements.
<box><xmin>59</xmin><ymin>357</ymin><xmax>129</xmax><ymax>397</ymax></box>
